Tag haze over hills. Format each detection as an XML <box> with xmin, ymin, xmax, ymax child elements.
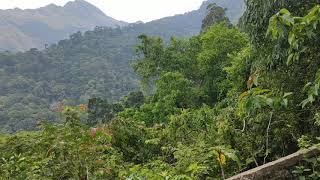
<box><xmin>0</xmin><ymin>0</ymin><xmax>127</xmax><ymax>52</ymax></box>
<box><xmin>0</xmin><ymin>0</ymin><xmax>245</xmax><ymax>52</ymax></box>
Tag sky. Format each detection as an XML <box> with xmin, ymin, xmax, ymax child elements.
<box><xmin>0</xmin><ymin>0</ymin><xmax>205</xmax><ymax>23</ymax></box>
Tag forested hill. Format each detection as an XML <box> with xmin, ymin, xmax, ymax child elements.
<box><xmin>132</xmin><ymin>0</ymin><xmax>245</xmax><ymax>38</ymax></box>
<box><xmin>0</xmin><ymin>0</ymin><xmax>245</xmax><ymax>52</ymax></box>
<box><xmin>0</xmin><ymin>0</ymin><xmax>245</xmax><ymax>132</ymax></box>
<box><xmin>0</xmin><ymin>0</ymin><xmax>127</xmax><ymax>52</ymax></box>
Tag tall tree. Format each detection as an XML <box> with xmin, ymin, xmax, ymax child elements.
<box><xmin>201</xmin><ymin>3</ymin><xmax>232</xmax><ymax>32</ymax></box>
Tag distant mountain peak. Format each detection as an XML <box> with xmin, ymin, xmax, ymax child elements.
<box><xmin>63</xmin><ymin>0</ymin><xmax>109</xmax><ymax>18</ymax></box>
<box><xmin>133</xmin><ymin>21</ymin><xmax>144</xmax><ymax>24</ymax></box>
<box><xmin>200</xmin><ymin>0</ymin><xmax>214</xmax><ymax>8</ymax></box>
<box><xmin>46</xmin><ymin>3</ymin><xmax>59</xmax><ymax>7</ymax></box>
<box><xmin>39</xmin><ymin>1</ymin><xmax>93</xmax><ymax>11</ymax></box>
<box><xmin>64</xmin><ymin>0</ymin><xmax>96</xmax><ymax>9</ymax></box>
<box><xmin>74</xmin><ymin>0</ymin><xmax>88</xmax><ymax>3</ymax></box>
<box><xmin>44</xmin><ymin>3</ymin><xmax>59</xmax><ymax>9</ymax></box>
<box><xmin>0</xmin><ymin>0</ymin><xmax>128</xmax><ymax>52</ymax></box>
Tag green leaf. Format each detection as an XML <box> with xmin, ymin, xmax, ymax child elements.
<box><xmin>288</xmin><ymin>33</ymin><xmax>295</xmax><ymax>45</ymax></box>
<box><xmin>279</xmin><ymin>8</ymin><xmax>291</xmax><ymax>15</ymax></box>
<box><xmin>283</xmin><ymin>92</ymin><xmax>293</xmax><ymax>98</ymax></box>
<box><xmin>301</xmin><ymin>99</ymin><xmax>310</xmax><ymax>108</ymax></box>
<box><xmin>314</xmin><ymin>83</ymin><xmax>319</xmax><ymax>96</ymax></box>
<box><xmin>287</xmin><ymin>53</ymin><xmax>294</xmax><ymax>65</ymax></box>
<box><xmin>282</xmin><ymin>99</ymin><xmax>288</xmax><ymax>108</ymax></box>
<box><xmin>303</xmin><ymin>82</ymin><xmax>312</xmax><ymax>92</ymax></box>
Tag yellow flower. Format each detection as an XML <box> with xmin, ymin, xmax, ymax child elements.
<box><xmin>217</xmin><ymin>153</ymin><xmax>226</xmax><ymax>166</ymax></box>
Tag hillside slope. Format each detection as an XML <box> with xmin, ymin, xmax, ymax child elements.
<box><xmin>0</xmin><ymin>0</ymin><xmax>127</xmax><ymax>51</ymax></box>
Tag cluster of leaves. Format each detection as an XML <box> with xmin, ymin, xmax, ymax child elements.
<box><xmin>87</xmin><ymin>91</ymin><xmax>145</xmax><ymax>126</ymax></box>
<box><xmin>0</xmin><ymin>107</ymin><xmax>123</xmax><ymax>179</ymax></box>
<box><xmin>290</xmin><ymin>137</ymin><xmax>320</xmax><ymax>180</ymax></box>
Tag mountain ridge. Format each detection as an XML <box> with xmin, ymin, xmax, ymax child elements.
<box><xmin>0</xmin><ymin>0</ymin><xmax>127</xmax><ymax>51</ymax></box>
<box><xmin>0</xmin><ymin>0</ymin><xmax>245</xmax><ymax>52</ymax></box>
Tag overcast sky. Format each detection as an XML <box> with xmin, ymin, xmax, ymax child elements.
<box><xmin>0</xmin><ymin>0</ymin><xmax>205</xmax><ymax>22</ymax></box>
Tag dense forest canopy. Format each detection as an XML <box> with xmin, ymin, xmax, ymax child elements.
<box><xmin>0</xmin><ymin>0</ymin><xmax>245</xmax><ymax>133</ymax></box>
<box><xmin>1</xmin><ymin>0</ymin><xmax>320</xmax><ymax>179</ymax></box>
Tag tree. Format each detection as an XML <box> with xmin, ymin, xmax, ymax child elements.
<box><xmin>87</xmin><ymin>98</ymin><xmax>124</xmax><ymax>126</ymax></box>
<box><xmin>198</xmin><ymin>23</ymin><xmax>249</xmax><ymax>104</ymax></box>
<box><xmin>201</xmin><ymin>3</ymin><xmax>232</xmax><ymax>32</ymax></box>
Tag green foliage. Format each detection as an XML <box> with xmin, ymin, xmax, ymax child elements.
<box><xmin>2</xmin><ymin>0</ymin><xmax>239</xmax><ymax>133</ymax></box>
<box><xmin>201</xmin><ymin>3</ymin><xmax>232</xmax><ymax>32</ymax></box>
<box><xmin>123</xmin><ymin>91</ymin><xmax>145</xmax><ymax>108</ymax></box>
<box><xmin>292</xmin><ymin>155</ymin><xmax>320</xmax><ymax>180</ymax></box>
<box><xmin>267</xmin><ymin>5</ymin><xmax>320</xmax><ymax>108</ymax></box>
<box><xmin>3</xmin><ymin>2</ymin><xmax>320</xmax><ymax>179</ymax></box>
<box><xmin>198</xmin><ymin>23</ymin><xmax>249</xmax><ymax>104</ymax></box>
<box><xmin>0</xmin><ymin>108</ymin><xmax>123</xmax><ymax>179</ymax></box>
<box><xmin>87</xmin><ymin>98</ymin><xmax>123</xmax><ymax>126</ymax></box>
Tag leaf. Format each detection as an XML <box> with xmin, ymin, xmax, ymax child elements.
<box><xmin>288</xmin><ymin>33</ymin><xmax>296</xmax><ymax>45</ymax></box>
<box><xmin>186</xmin><ymin>163</ymin><xmax>198</xmax><ymax>172</ymax></box>
<box><xmin>314</xmin><ymin>83</ymin><xmax>319</xmax><ymax>96</ymax></box>
<box><xmin>145</xmin><ymin>138</ymin><xmax>160</xmax><ymax>145</ymax></box>
<box><xmin>239</xmin><ymin>91</ymin><xmax>249</xmax><ymax>100</ymax></box>
<box><xmin>282</xmin><ymin>99</ymin><xmax>288</xmax><ymax>108</ymax></box>
<box><xmin>303</xmin><ymin>82</ymin><xmax>312</xmax><ymax>92</ymax></box>
<box><xmin>253</xmin><ymin>76</ymin><xmax>259</xmax><ymax>86</ymax></box>
<box><xmin>303</xmin><ymin>168</ymin><xmax>311</xmax><ymax>172</ymax></box>
<box><xmin>279</xmin><ymin>8</ymin><xmax>291</xmax><ymax>16</ymax></box>
<box><xmin>287</xmin><ymin>53</ymin><xmax>294</xmax><ymax>65</ymax></box>
<box><xmin>301</xmin><ymin>99</ymin><xmax>310</xmax><ymax>108</ymax></box>
<box><xmin>283</xmin><ymin>92</ymin><xmax>293</xmax><ymax>98</ymax></box>
<box><xmin>266</xmin><ymin>98</ymin><xmax>274</xmax><ymax>107</ymax></box>
<box><xmin>308</xmin><ymin>95</ymin><xmax>315</xmax><ymax>103</ymax></box>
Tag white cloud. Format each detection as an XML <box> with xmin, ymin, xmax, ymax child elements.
<box><xmin>0</xmin><ymin>0</ymin><xmax>205</xmax><ymax>22</ymax></box>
